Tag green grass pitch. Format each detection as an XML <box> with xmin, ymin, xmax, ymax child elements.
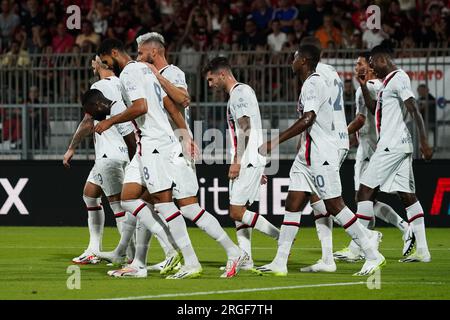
<box><xmin>0</xmin><ymin>226</ymin><xmax>449</xmax><ymax>300</ymax></box>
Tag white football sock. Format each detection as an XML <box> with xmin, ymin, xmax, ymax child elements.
<box><xmin>406</xmin><ymin>201</ymin><xmax>429</xmax><ymax>255</ymax></box>
<box><xmin>181</xmin><ymin>203</ymin><xmax>240</xmax><ymax>259</ymax></box>
<box><xmin>356</xmin><ymin>201</ymin><xmax>374</xmax><ymax>228</ymax></box>
<box><xmin>241</xmin><ymin>210</ymin><xmax>279</xmax><ymax>239</ymax></box>
<box><xmin>83</xmin><ymin>195</ymin><xmax>104</xmax><ymax>253</ymax></box>
<box><xmin>155</xmin><ymin>202</ymin><xmax>200</xmax><ymax>267</ymax></box>
<box><xmin>311</xmin><ymin>200</ymin><xmax>333</xmax><ymax>264</ymax></box>
<box><xmin>335</xmin><ymin>207</ymin><xmax>378</xmax><ymax>260</ymax></box>
<box><xmin>374</xmin><ymin>201</ymin><xmax>408</xmax><ymax>235</ymax></box>
<box><xmin>150</xmin><ymin>208</ymin><xmax>179</xmax><ymax>257</ymax></box>
<box><xmin>273</xmin><ymin>211</ymin><xmax>301</xmax><ymax>267</ymax></box>
<box><xmin>110</xmin><ymin>201</ymin><xmax>136</xmax><ymax>260</ymax></box>
<box><xmin>235</xmin><ymin>221</ymin><xmax>252</xmax><ymax>259</ymax></box>
<box><xmin>131</xmin><ymin>219</ymin><xmax>152</xmax><ymax>268</ymax></box>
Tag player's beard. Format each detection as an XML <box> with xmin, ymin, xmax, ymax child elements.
<box><xmin>143</xmin><ymin>53</ymin><xmax>153</xmax><ymax>64</ymax></box>
<box><xmin>111</xmin><ymin>57</ymin><xmax>121</xmax><ymax>76</ymax></box>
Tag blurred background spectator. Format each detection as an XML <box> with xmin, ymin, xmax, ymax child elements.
<box><xmin>267</xmin><ymin>19</ymin><xmax>287</xmax><ymax>52</ymax></box>
<box><xmin>343</xmin><ymin>78</ymin><xmax>355</xmax><ymax>124</ymax></box>
<box><xmin>0</xmin><ymin>0</ymin><xmax>20</xmax><ymax>51</ymax></box>
<box><xmin>0</xmin><ymin>0</ymin><xmax>448</xmax><ymax>55</ymax></box>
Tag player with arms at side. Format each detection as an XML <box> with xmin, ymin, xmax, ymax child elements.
<box><xmin>284</xmin><ymin>36</ymin><xmax>351</xmax><ymax>272</ymax></box>
<box><xmin>94</xmin><ymin>39</ymin><xmax>204</xmax><ymax>279</ymax></box>
<box><xmin>356</xmin><ymin>45</ymin><xmax>433</xmax><ymax>262</ymax></box>
<box><xmin>260</xmin><ymin>45</ymin><xmax>385</xmax><ymax>276</ymax></box>
<box><xmin>334</xmin><ymin>52</ymin><xmax>413</xmax><ymax>262</ymax></box>
<box><xmin>254</xmin><ymin>45</ymin><xmax>336</xmax><ymax>276</ymax></box>
<box><xmin>203</xmin><ymin>57</ymin><xmax>280</xmax><ymax>270</ymax></box>
<box><xmin>64</xmin><ymin>57</ymin><xmax>137</xmax><ymax>265</ymax></box>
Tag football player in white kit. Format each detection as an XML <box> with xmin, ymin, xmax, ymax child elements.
<box><xmin>105</xmin><ymin>32</ymin><xmax>248</xmax><ymax>279</ymax></box>
<box><xmin>94</xmin><ymin>39</ymin><xmax>202</xmax><ymax>279</ymax></box>
<box><xmin>64</xmin><ymin>57</ymin><xmax>137</xmax><ymax>265</ymax></box>
<box><xmin>334</xmin><ymin>52</ymin><xmax>414</xmax><ymax>262</ymax></box>
<box><xmin>259</xmin><ymin>45</ymin><xmax>385</xmax><ymax>276</ymax></box>
<box><xmin>203</xmin><ymin>57</ymin><xmax>280</xmax><ymax>269</ymax></box>
<box><xmin>264</xmin><ymin>36</ymin><xmax>351</xmax><ymax>273</ymax></box>
<box><xmin>356</xmin><ymin>45</ymin><xmax>433</xmax><ymax>263</ymax></box>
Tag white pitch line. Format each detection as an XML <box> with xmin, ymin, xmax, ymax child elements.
<box><xmin>101</xmin><ymin>281</ymin><xmax>449</xmax><ymax>301</ymax></box>
<box><xmin>0</xmin><ymin>246</ymin><xmax>449</xmax><ymax>251</ymax></box>
<box><xmin>101</xmin><ymin>281</ymin><xmax>366</xmax><ymax>300</ymax></box>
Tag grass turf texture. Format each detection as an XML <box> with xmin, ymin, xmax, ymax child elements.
<box><xmin>0</xmin><ymin>226</ymin><xmax>449</xmax><ymax>300</ymax></box>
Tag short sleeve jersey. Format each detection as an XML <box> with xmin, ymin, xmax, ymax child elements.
<box><xmin>159</xmin><ymin>64</ymin><xmax>192</xmax><ymax>136</ymax></box>
<box><xmin>355</xmin><ymin>78</ymin><xmax>382</xmax><ymax>159</ymax></box>
<box><xmin>119</xmin><ymin>61</ymin><xmax>176</xmax><ymax>151</ymax></box>
<box><xmin>375</xmin><ymin>69</ymin><xmax>414</xmax><ymax>153</ymax></box>
<box><xmin>227</xmin><ymin>83</ymin><xmax>266</xmax><ymax>167</ymax></box>
<box><xmin>90</xmin><ymin>77</ymin><xmax>134</xmax><ymax>161</ymax></box>
<box><xmin>316</xmin><ymin>62</ymin><xmax>349</xmax><ymax>151</ymax></box>
<box><xmin>300</xmin><ymin>73</ymin><xmax>336</xmax><ymax>165</ymax></box>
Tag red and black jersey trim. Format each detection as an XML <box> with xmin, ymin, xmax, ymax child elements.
<box><xmin>87</xmin><ymin>205</ymin><xmax>102</xmax><ymax>211</ymax></box>
<box><xmin>131</xmin><ymin>120</ymin><xmax>143</xmax><ymax>156</ymax></box>
<box><xmin>236</xmin><ymin>224</ymin><xmax>251</xmax><ymax>231</ymax></box>
<box><xmin>355</xmin><ymin>213</ymin><xmax>373</xmax><ymax>221</ymax></box>
<box><xmin>305</xmin><ymin>133</ymin><xmax>311</xmax><ymax>166</ymax></box>
<box><xmin>314</xmin><ymin>212</ymin><xmax>330</xmax><ymax>220</ymax></box>
<box><xmin>250</xmin><ymin>213</ymin><xmax>260</xmax><ymax>227</ymax></box>
<box><xmin>192</xmin><ymin>209</ymin><xmax>206</xmax><ymax>223</ymax></box>
<box><xmin>376</xmin><ymin>70</ymin><xmax>400</xmax><ymax>136</ymax></box>
<box><xmin>282</xmin><ymin>221</ymin><xmax>301</xmax><ymax>227</ymax></box>
<box><xmin>408</xmin><ymin>213</ymin><xmax>424</xmax><ymax>223</ymax></box>
<box><xmin>166</xmin><ymin>211</ymin><xmax>181</xmax><ymax>222</ymax></box>
<box><xmin>227</xmin><ymin>113</ymin><xmax>238</xmax><ymax>155</ymax></box>
<box><xmin>114</xmin><ymin>211</ymin><xmax>126</xmax><ymax>218</ymax></box>
<box><xmin>227</xmin><ymin>83</ymin><xmax>244</xmax><ymax>156</ymax></box>
<box><xmin>132</xmin><ymin>202</ymin><xmax>146</xmax><ymax>217</ymax></box>
<box><xmin>343</xmin><ymin>215</ymin><xmax>358</xmax><ymax>229</ymax></box>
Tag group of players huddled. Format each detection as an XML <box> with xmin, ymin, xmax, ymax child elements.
<box><xmin>63</xmin><ymin>32</ymin><xmax>432</xmax><ymax>279</ymax></box>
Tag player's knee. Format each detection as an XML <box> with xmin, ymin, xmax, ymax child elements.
<box><xmin>324</xmin><ymin>197</ymin><xmax>345</xmax><ymax>215</ymax></box>
<box><xmin>83</xmin><ymin>195</ymin><xmax>101</xmax><ymax>207</ymax></box>
<box><xmin>398</xmin><ymin>192</ymin><xmax>417</xmax><ymax>207</ymax></box>
<box><xmin>357</xmin><ymin>184</ymin><xmax>374</xmax><ymax>201</ymax></box>
<box><xmin>229</xmin><ymin>205</ymin><xmax>245</xmax><ymax>221</ymax></box>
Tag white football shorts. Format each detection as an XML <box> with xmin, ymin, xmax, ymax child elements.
<box><xmin>229</xmin><ymin>165</ymin><xmax>265</xmax><ymax>206</ymax></box>
<box><xmin>360</xmin><ymin>150</ymin><xmax>415</xmax><ymax>193</ymax></box>
<box><xmin>87</xmin><ymin>158</ymin><xmax>128</xmax><ymax>196</ymax></box>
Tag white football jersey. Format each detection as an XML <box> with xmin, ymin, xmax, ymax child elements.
<box><xmin>300</xmin><ymin>73</ymin><xmax>336</xmax><ymax>164</ymax></box>
<box><xmin>316</xmin><ymin>62</ymin><xmax>349</xmax><ymax>150</ymax></box>
<box><xmin>90</xmin><ymin>77</ymin><xmax>134</xmax><ymax>161</ymax></box>
<box><xmin>227</xmin><ymin>83</ymin><xmax>266</xmax><ymax>167</ymax></box>
<box><xmin>355</xmin><ymin>78</ymin><xmax>382</xmax><ymax>160</ymax></box>
<box><xmin>375</xmin><ymin>69</ymin><xmax>414</xmax><ymax>153</ymax></box>
<box><xmin>119</xmin><ymin>61</ymin><xmax>176</xmax><ymax>151</ymax></box>
<box><xmin>159</xmin><ymin>64</ymin><xmax>192</xmax><ymax>136</ymax></box>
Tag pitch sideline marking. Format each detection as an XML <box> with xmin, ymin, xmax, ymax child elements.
<box><xmin>101</xmin><ymin>281</ymin><xmax>366</xmax><ymax>300</ymax></box>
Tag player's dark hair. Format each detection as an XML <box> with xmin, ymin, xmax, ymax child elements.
<box><xmin>97</xmin><ymin>38</ymin><xmax>125</xmax><ymax>56</ymax></box>
<box><xmin>300</xmin><ymin>36</ymin><xmax>322</xmax><ymax>53</ymax></box>
<box><xmin>81</xmin><ymin>89</ymin><xmax>110</xmax><ymax>119</ymax></box>
<box><xmin>298</xmin><ymin>44</ymin><xmax>321</xmax><ymax>69</ymax></box>
<box><xmin>358</xmin><ymin>51</ymin><xmax>371</xmax><ymax>61</ymax></box>
<box><xmin>370</xmin><ymin>43</ymin><xmax>394</xmax><ymax>59</ymax></box>
<box><xmin>202</xmin><ymin>56</ymin><xmax>231</xmax><ymax>75</ymax></box>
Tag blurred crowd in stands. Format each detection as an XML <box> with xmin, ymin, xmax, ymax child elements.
<box><xmin>0</xmin><ymin>0</ymin><xmax>449</xmax><ymax>66</ymax></box>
